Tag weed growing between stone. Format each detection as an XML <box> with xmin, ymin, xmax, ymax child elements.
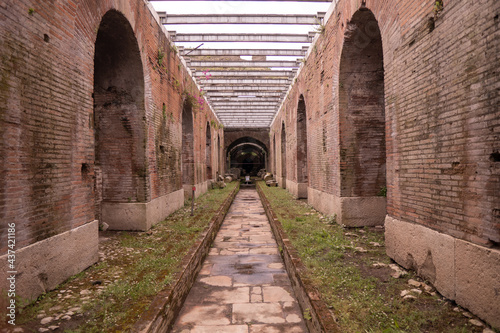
<box><xmin>16</xmin><ymin>182</ymin><xmax>238</xmax><ymax>333</ymax></box>
<box><xmin>258</xmin><ymin>182</ymin><xmax>487</xmax><ymax>333</ymax></box>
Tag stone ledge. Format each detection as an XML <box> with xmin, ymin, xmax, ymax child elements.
<box><xmin>0</xmin><ymin>221</ymin><xmax>99</xmax><ymax>302</ymax></box>
<box><xmin>385</xmin><ymin>216</ymin><xmax>500</xmax><ymax>329</ymax></box>
<box><xmin>132</xmin><ymin>184</ymin><xmax>239</xmax><ymax>333</ymax></box>
<box><xmin>103</xmin><ymin>189</ymin><xmax>184</xmax><ymax>231</ymax></box>
<box><xmin>257</xmin><ymin>183</ymin><xmax>340</xmax><ymax>333</ymax></box>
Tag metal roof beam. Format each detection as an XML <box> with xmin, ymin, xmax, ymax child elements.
<box><xmin>218</xmin><ymin>116</ymin><xmax>275</xmax><ymax>119</ymax></box>
<box><xmin>188</xmin><ymin>60</ymin><xmax>300</xmax><ymax>68</ymax></box>
<box><xmin>215</xmin><ymin>106</ymin><xmax>277</xmax><ymax>110</ymax></box>
<box><xmin>201</xmin><ymin>78</ymin><xmax>291</xmax><ymax>85</ymax></box>
<box><xmin>212</xmin><ymin>100</ymin><xmax>278</xmax><ymax>104</ymax></box>
<box><xmin>159</xmin><ymin>13</ymin><xmax>321</xmax><ymax>25</ymax></box>
<box><xmin>217</xmin><ymin>111</ymin><xmax>276</xmax><ymax>114</ymax></box>
<box><xmin>184</xmin><ymin>48</ymin><xmax>307</xmax><ymax>57</ymax></box>
<box><xmin>219</xmin><ymin>118</ymin><xmax>274</xmax><ymax>121</ymax></box>
<box><xmin>220</xmin><ymin>116</ymin><xmax>273</xmax><ymax>118</ymax></box>
<box><xmin>170</xmin><ymin>32</ymin><xmax>315</xmax><ymax>43</ymax></box>
<box><xmin>208</xmin><ymin>97</ymin><xmax>281</xmax><ymax>102</ymax></box>
<box><xmin>205</xmin><ymin>91</ymin><xmax>285</xmax><ymax>97</ymax></box>
<box><xmin>220</xmin><ymin>122</ymin><xmax>273</xmax><ymax>125</ymax></box>
<box><xmin>194</xmin><ymin>70</ymin><xmax>296</xmax><ymax>78</ymax></box>
<box><xmin>216</xmin><ymin>109</ymin><xmax>277</xmax><ymax>113</ymax></box>
<box><xmin>212</xmin><ymin>104</ymin><xmax>279</xmax><ymax>108</ymax></box>
<box><xmin>202</xmin><ymin>86</ymin><xmax>288</xmax><ymax>91</ymax></box>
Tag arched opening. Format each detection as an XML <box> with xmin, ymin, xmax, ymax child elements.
<box><xmin>206</xmin><ymin>122</ymin><xmax>212</xmax><ymax>179</ymax></box>
<box><xmin>281</xmin><ymin>122</ymin><xmax>287</xmax><ymax>189</ymax></box>
<box><xmin>217</xmin><ymin>134</ymin><xmax>221</xmax><ymax>178</ymax></box>
<box><xmin>227</xmin><ymin>137</ymin><xmax>268</xmax><ymax>176</ymax></box>
<box><xmin>296</xmin><ymin>95</ymin><xmax>308</xmax><ymax>198</ymax></box>
<box><xmin>182</xmin><ymin>101</ymin><xmax>194</xmax><ymax>186</ymax></box>
<box><xmin>273</xmin><ymin>134</ymin><xmax>276</xmax><ymax>175</ymax></box>
<box><xmin>338</xmin><ymin>8</ymin><xmax>386</xmax><ymax>225</ymax></box>
<box><xmin>94</xmin><ymin>10</ymin><xmax>146</xmax><ymax>227</ymax></box>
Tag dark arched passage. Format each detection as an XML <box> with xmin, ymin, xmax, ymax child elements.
<box><xmin>281</xmin><ymin>122</ymin><xmax>287</xmax><ymax>188</ymax></box>
<box><xmin>296</xmin><ymin>95</ymin><xmax>308</xmax><ymax>198</ymax></box>
<box><xmin>338</xmin><ymin>8</ymin><xmax>386</xmax><ymax>225</ymax></box>
<box><xmin>273</xmin><ymin>134</ymin><xmax>276</xmax><ymax>175</ymax></box>
<box><xmin>227</xmin><ymin>137</ymin><xmax>268</xmax><ymax>176</ymax></box>
<box><xmin>94</xmin><ymin>10</ymin><xmax>146</xmax><ymax>227</ymax></box>
<box><xmin>182</xmin><ymin>101</ymin><xmax>194</xmax><ymax>186</ymax></box>
<box><xmin>206</xmin><ymin>122</ymin><xmax>212</xmax><ymax>180</ymax></box>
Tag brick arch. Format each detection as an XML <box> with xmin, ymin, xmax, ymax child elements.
<box><xmin>281</xmin><ymin>121</ymin><xmax>287</xmax><ymax>188</ymax></box>
<box><xmin>217</xmin><ymin>134</ymin><xmax>221</xmax><ymax>176</ymax></box>
<box><xmin>338</xmin><ymin>7</ymin><xmax>386</xmax><ymax>198</ymax></box>
<box><xmin>227</xmin><ymin>137</ymin><xmax>268</xmax><ymax>176</ymax></box>
<box><xmin>94</xmin><ymin>9</ymin><xmax>147</xmax><ymax>227</ymax></box>
<box><xmin>182</xmin><ymin>101</ymin><xmax>194</xmax><ymax>186</ymax></box>
<box><xmin>296</xmin><ymin>95</ymin><xmax>308</xmax><ymax>194</ymax></box>
<box><xmin>273</xmin><ymin>134</ymin><xmax>277</xmax><ymax>175</ymax></box>
<box><xmin>205</xmin><ymin>122</ymin><xmax>212</xmax><ymax>180</ymax></box>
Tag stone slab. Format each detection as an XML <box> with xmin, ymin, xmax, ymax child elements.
<box><xmin>455</xmin><ymin>239</ymin><xmax>500</xmax><ymax>328</ymax></box>
<box><xmin>176</xmin><ymin>304</ymin><xmax>232</xmax><ymax>326</ymax></box>
<box><xmin>0</xmin><ymin>221</ymin><xmax>98</xmax><ymax>301</ymax></box>
<box><xmin>102</xmin><ymin>189</ymin><xmax>184</xmax><ymax>231</ymax></box>
<box><xmin>232</xmin><ymin>303</ymin><xmax>286</xmax><ymax>324</ymax></box>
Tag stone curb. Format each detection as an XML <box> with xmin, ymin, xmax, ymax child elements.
<box><xmin>132</xmin><ymin>184</ymin><xmax>240</xmax><ymax>333</ymax></box>
<box><xmin>256</xmin><ymin>182</ymin><xmax>340</xmax><ymax>333</ymax></box>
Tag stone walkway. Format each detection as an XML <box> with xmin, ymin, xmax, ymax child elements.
<box><xmin>172</xmin><ymin>187</ymin><xmax>308</xmax><ymax>333</ymax></box>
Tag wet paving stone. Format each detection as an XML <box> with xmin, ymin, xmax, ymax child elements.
<box><xmin>172</xmin><ymin>188</ymin><xmax>308</xmax><ymax>332</ymax></box>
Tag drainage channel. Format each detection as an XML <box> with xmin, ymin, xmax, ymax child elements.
<box><xmin>171</xmin><ymin>187</ymin><xmax>308</xmax><ymax>333</ymax></box>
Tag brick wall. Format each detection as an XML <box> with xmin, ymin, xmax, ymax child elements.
<box><xmin>0</xmin><ymin>0</ymin><xmax>223</xmax><ymax>252</ymax></box>
<box><xmin>271</xmin><ymin>0</ymin><xmax>499</xmax><ymax>248</ymax></box>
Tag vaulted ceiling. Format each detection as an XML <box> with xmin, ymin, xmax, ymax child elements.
<box><xmin>150</xmin><ymin>0</ymin><xmax>332</xmax><ymax>128</ymax></box>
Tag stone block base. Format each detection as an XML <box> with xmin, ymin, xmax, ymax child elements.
<box><xmin>385</xmin><ymin>216</ymin><xmax>500</xmax><ymax>329</ymax></box>
<box><xmin>0</xmin><ymin>221</ymin><xmax>98</xmax><ymax>302</ymax></box>
<box><xmin>308</xmin><ymin>187</ymin><xmax>340</xmax><ymax>217</ymax></box>
<box><xmin>339</xmin><ymin>196</ymin><xmax>386</xmax><ymax>226</ymax></box>
<box><xmin>277</xmin><ymin>176</ymin><xmax>286</xmax><ymax>189</ymax></box>
<box><xmin>287</xmin><ymin>180</ymin><xmax>308</xmax><ymax>199</ymax></box>
<box><xmin>307</xmin><ymin>188</ymin><xmax>385</xmax><ymax>226</ymax></box>
<box><xmin>103</xmin><ymin>189</ymin><xmax>184</xmax><ymax>231</ymax></box>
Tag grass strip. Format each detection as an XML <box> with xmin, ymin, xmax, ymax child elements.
<box><xmin>18</xmin><ymin>182</ymin><xmax>238</xmax><ymax>332</ymax></box>
<box><xmin>258</xmin><ymin>182</ymin><xmax>479</xmax><ymax>333</ymax></box>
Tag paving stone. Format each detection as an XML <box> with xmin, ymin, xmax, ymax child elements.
<box><xmin>233</xmin><ymin>303</ymin><xmax>286</xmax><ymax>324</ymax></box>
<box><xmin>262</xmin><ymin>286</ymin><xmax>296</xmax><ymax>302</ymax></box>
<box><xmin>251</xmin><ymin>286</ymin><xmax>262</xmax><ymax>294</ymax></box>
<box><xmin>273</xmin><ymin>273</ymin><xmax>293</xmax><ymax>286</ymax></box>
<box><xmin>200</xmin><ymin>275</ymin><xmax>232</xmax><ymax>287</ymax></box>
<box><xmin>248</xmin><ymin>324</ymin><xmax>307</xmax><ymax>332</ymax></box>
<box><xmin>172</xmin><ymin>189</ymin><xmax>306</xmax><ymax>332</ymax></box>
<box><xmin>267</xmin><ymin>263</ymin><xmax>283</xmax><ymax>270</ymax></box>
<box><xmin>220</xmin><ymin>249</ymin><xmax>250</xmax><ymax>255</ymax></box>
<box><xmin>207</xmin><ymin>287</ymin><xmax>250</xmax><ymax>303</ymax></box>
<box><xmin>199</xmin><ymin>263</ymin><xmax>213</xmax><ymax>275</ymax></box>
<box><xmin>249</xmin><ymin>235</ymin><xmax>276</xmax><ymax>243</ymax></box>
<box><xmin>286</xmin><ymin>314</ymin><xmax>303</xmax><ymax>323</ymax></box>
<box><xmin>233</xmin><ymin>273</ymin><xmax>275</xmax><ymax>286</ymax></box>
<box><xmin>176</xmin><ymin>304</ymin><xmax>231</xmax><ymax>326</ymax></box>
<box><xmin>191</xmin><ymin>326</ymin><xmax>249</xmax><ymax>333</ymax></box>
<box><xmin>249</xmin><ymin>247</ymin><xmax>279</xmax><ymax>255</ymax></box>
<box><xmin>213</xmin><ymin>241</ymin><xmax>241</xmax><ymax>248</ymax></box>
